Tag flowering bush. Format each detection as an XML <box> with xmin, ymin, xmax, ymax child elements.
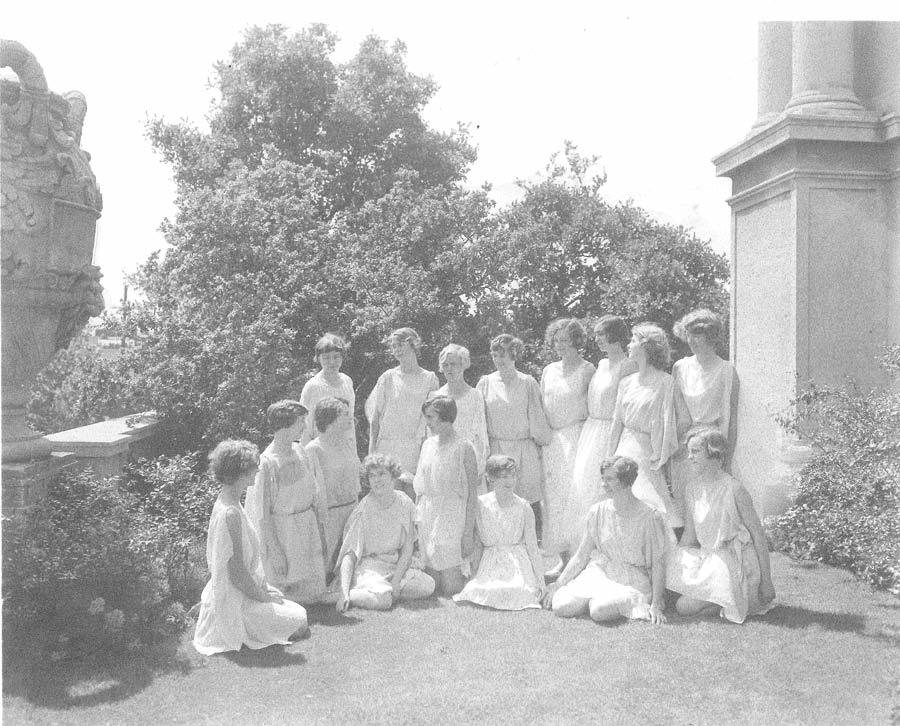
<box><xmin>2</xmin><ymin>468</ymin><xmax>195</xmax><ymax>654</ymax></box>
<box><xmin>768</xmin><ymin>346</ymin><xmax>900</xmax><ymax>594</ymax></box>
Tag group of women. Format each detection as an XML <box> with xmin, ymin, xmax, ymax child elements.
<box><xmin>193</xmin><ymin>312</ymin><xmax>776</xmax><ymax>656</ymax></box>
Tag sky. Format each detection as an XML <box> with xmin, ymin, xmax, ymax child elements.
<box><xmin>4</xmin><ymin>2</ymin><xmax>890</xmax><ymax>307</ymax></box>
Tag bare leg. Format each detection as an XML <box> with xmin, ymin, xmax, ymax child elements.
<box><xmin>588</xmin><ymin>596</ymin><xmax>626</xmax><ymax>623</ymax></box>
<box><xmin>551</xmin><ymin>588</ymin><xmax>590</xmax><ymax>618</ymax></box>
<box><xmin>349</xmin><ymin>589</ymin><xmax>392</xmax><ymax>611</ymax></box>
<box><xmin>396</xmin><ymin>570</ymin><xmax>436</xmax><ymax>601</ymax></box>
<box><xmin>675</xmin><ymin>595</ymin><xmax>720</xmax><ymax>617</ymax></box>
<box><xmin>434</xmin><ymin>567</ymin><xmax>466</xmax><ymax>597</ymax></box>
<box><xmin>545</xmin><ymin>551</ymin><xmax>570</xmax><ymax>581</ymax></box>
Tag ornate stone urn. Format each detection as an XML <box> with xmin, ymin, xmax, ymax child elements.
<box><xmin>1</xmin><ymin>39</ymin><xmax>104</xmax><ymax>462</ymax></box>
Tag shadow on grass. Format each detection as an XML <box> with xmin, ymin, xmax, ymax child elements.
<box><xmin>2</xmin><ymin>632</ymin><xmax>195</xmax><ymax>711</ymax></box>
<box><xmin>305</xmin><ymin>603</ymin><xmax>362</xmax><ymax>627</ymax></box>
<box><xmin>222</xmin><ymin>645</ymin><xmax>307</xmax><ymax>668</ymax></box>
<box><xmin>396</xmin><ymin>597</ymin><xmax>447</xmax><ymax>612</ymax></box>
<box><xmin>763</xmin><ymin>604</ymin><xmax>899</xmax><ymax>644</ymax></box>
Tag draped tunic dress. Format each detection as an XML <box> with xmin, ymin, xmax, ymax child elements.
<box><xmin>554</xmin><ymin>499</ymin><xmax>672</xmax><ymax>620</ymax></box>
<box><xmin>476</xmin><ymin>371</ymin><xmax>552</xmax><ymax>504</ymax></box>
<box><xmin>434</xmin><ymin>383</ymin><xmax>489</xmax><ymax>478</ymax></box>
<box><xmin>670</xmin><ymin>356</ymin><xmax>735</xmax><ymax>521</ymax></box>
<box><xmin>298</xmin><ymin>370</ymin><xmax>357</xmax><ymax>449</ymax></box>
<box><xmin>244</xmin><ymin>443</ymin><xmax>327</xmax><ymax>603</ymax></box>
<box><xmin>611</xmin><ymin>369</ymin><xmax>681</xmax><ymax>527</ymax></box>
<box><xmin>366</xmin><ymin>367</ymin><xmax>440</xmax><ymax>474</ymax></box>
<box><xmin>541</xmin><ymin>359</ymin><xmax>595</xmax><ymax>554</ymax></box>
<box><xmin>667</xmin><ymin>474</ymin><xmax>772</xmax><ymax>623</ymax></box>
<box><xmin>453</xmin><ymin>492</ymin><xmax>542</xmax><ymax>610</ymax></box>
<box><xmin>193</xmin><ymin>500</ymin><xmax>308</xmax><ymax>655</ymax></box>
<box><xmin>305</xmin><ymin>437</ymin><xmax>361</xmax><ymax>558</ymax></box>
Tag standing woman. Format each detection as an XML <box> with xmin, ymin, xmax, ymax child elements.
<box><xmin>435</xmin><ymin>343</ymin><xmax>489</xmax><ymax>481</ymax></box>
<box><xmin>365</xmin><ymin>327</ymin><xmax>440</xmax><ymax>483</ymax></box>
<box><xmin>476</xmin><ymin>334</ymin><xmax>552</xmax><ymax>531</ymax></box>
<box><xmin>299</xmin><ymin>333</ymin><xmax>357</xmax><ymax>450</ymax></box>
<box><xmin>669</xmin><ymin>309</ymin><xmax>736</xmax><ymax>524</ymax></box>
<box><xmin>570</xmin><ymin>315</ymin><xmax>637</xmax><ymax>534</ymax></box>
<box><xmin>606</xmin><ymin>323</ymin><xmax>681</xmax><ymax>528</ymax></box>
<box><xmin>414</xmin><ymin>396</ymin><xmax>480</xmax><ymax>596</ymax></box>
<box><xmin>540</xmin><ymin>319</ymin><xmax>595</xmax><ymax>575</ymax></box>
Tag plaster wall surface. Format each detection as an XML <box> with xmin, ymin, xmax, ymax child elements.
<box><xmin>731</xmin><ymin>191</ymin><xmax>797</xmax><ymax>516</ymax></box>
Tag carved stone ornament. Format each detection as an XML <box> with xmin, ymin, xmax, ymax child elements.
<box><xmin>1</xmin><ymin>39</ymin><xmax>104</xmax><ymax>461</ymax></box>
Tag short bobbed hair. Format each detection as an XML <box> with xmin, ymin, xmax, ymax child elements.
<box><xmin>209</xmin><ymin>439</ymin><xmax>259</xmax><ymax>484</ymax></box>
<box><xmin>439</xmin><ymin>343</ymin><xmax>471</xmax><ymax>371</ymax></box>
<box><xmin>545</xmin><ymin>318</ymin><xmax>587</xmax><ymax>351</ymax></box>
<box><xmin>485</xmin><ymin>454</ymin><xmax>517</xmax><ymax>480</ymax></box>
<box><xmin>385</xmin><ymin>327</ymin><xmax>422</xmax><ymax>353</ymax></box>
<box><xmin>315</xmin><ymin>333</ymin><xmax>347</xmax><ymax>359</ymax></box>
<box><xmin>631</xmin><ymin>323</ymin><xmax>671</xmax><ymax>370</ymax></box>
<box><xmin>490</xmin><ymin>334</ymin><xmax>524</xmax><ymax>362</ymax></box>
<box><xmin>599</xmin><ymin>456</ymin><xmax>639</xmax><ymax>488</ymax></box>
<box><xmin>314</xmin><ymin>396</ymin><xmax>350</xmax><ymax>433</ymax></box>
<box><xmin>673</xmin><ymin>309</ymin><xmax>723</xmax><ymax>345</ymax></box>
<box><xmin>361</xmin><ymin>453</ymin><xmax>403</xmax><ymax>486</ymax></box>
<box><xmin>688</xmin><ymin>429</ymin><xmax>728</xmax><ymax>462</ymax></box>
<box><xmin>593</xmin><ymin>314</ymin><xmax>630</xmax><ymax>347</ymax></box>
<box><xmin>422</xmin><ymin>395</ymin><xmax>457</xmax><ymax>423</ymax></box>
<box><xmin>267</xmin><ymin>399</ymin><xmax>307</xmax><ymax>432</ymax></box>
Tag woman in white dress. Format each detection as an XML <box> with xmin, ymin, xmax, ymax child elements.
<box><xmin>568</xmin><ymin>315</ymin><xmax>637</xmax><ymax>562</ymax></box>
<box><xmin>606</xmin><ymin>324</ymin><xmax>681</xmax><ymax>528</ymax></box>
<box><xmin>194</xmin><ymin>440</ymin><xmax>308</xmax><ymax>655</ymax></box>
<box><xmin>669</xmin><ymin>310</ymin><xmax>736</xmax><ymax>524</ymax></box>
<box><xmin>414</xmin><ymin>396</ymin><xmax>480</xmax><ymax>596</ymax></box>
<box><xmin>305</xmin><ymin>397</ymin><xmax>361</xmax><ymax>565</ymax></box>
<box><xmin>667</xmin><ymin>430</ymin><xmax>775</xmax><ymax>623</ymax></box>
<box><xmin>434</xmin><ymin>343</ymin><xmax>489</xmax><ymax>483</ymax></box>
<box><xmin>477</xmin><ymin>334</ymin><xmax>552</xmax><ymax>533</ymax></box>
<box><xmin>366</xmin><ymin>328</ymin><xmax>439</xmax><ymax>495</ymax></box>
<box><xmin>335</xmin><ymin>454</ymin><xmax>435</xmax><ymax>612</ymax></box>
<box><xmin>299</xmin><ymin>333</ymin><xmax>357</xmax><ymax>451</ymax></box>
<box><xmin>540</xmin><ymin>319</ymin><xmax>595</xmax><ymax>575</ymax></box>
<box><xmin>454</xmin><ymin>455</ymin><xmax>546</xmax><ymax>610</ymax></box>
<box><xmin>244</xmin><ymin>400</ymin><xmax>328</xmax><ymax>605</ymax></box>
<box><xmin>543</xmin><ymin>456</ymin><xmax>669</xmax><ymax>625</ymax></box>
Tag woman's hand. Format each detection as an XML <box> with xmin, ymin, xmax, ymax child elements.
<box><xmin>336</xmin><ymin>591</ymin><xmax>350</xmax><ymax>614</ymax></box>
<box><xmin>541</xmin><ymin>582</ymin><xmax>560</xmax><ymax>609</ymax></box>
<box><xmin>648</xmin><ymin>602</ymin><xmax>667</xmax><ymax>625</ymax></box>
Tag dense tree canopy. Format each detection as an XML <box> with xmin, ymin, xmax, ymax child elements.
<box><xmin>30</xmin><ymin>24</ymin><xmax>729</xmax><ymax>455</ymax></box>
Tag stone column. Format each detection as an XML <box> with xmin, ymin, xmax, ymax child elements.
<box><xmin>714</xmin><ymin>22</ymin><xmax>899</xmax><ymax>517</ymax></box>
<box><xmin>786</xmin><ymin>22</ymin><xmax>866</xmax><ymax>115</ymax></box>
<box><xmin>754</xmin><ymin>22</ymin><xmax>792</xmax><ymax>129</ymax></box>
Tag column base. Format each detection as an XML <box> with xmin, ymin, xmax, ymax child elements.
<box><xmin>2</xmin><ymin>451</ymin><xmax>76</xmax><ymax>515</ymax></box>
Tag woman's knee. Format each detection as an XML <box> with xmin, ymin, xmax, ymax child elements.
<box><xmin>552</xmin><ymin>591</ymin><xmax>586</xmax><ymax>618</ymax></box>
<box><xmin>397</xmin><ymin>571</ymin><xmax>436</xmax><ymax>600</ymax></box>
<box><xmin>588</xmin><ymin>598</ymin><xmax>622</xmax><ymax>622</ymax></box>
<box><xmin>350</xmin><ymin>589</ymin><xmax>393</xmax><ymax>610</ymax></box>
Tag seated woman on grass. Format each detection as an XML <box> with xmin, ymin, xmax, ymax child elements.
<box><xmin>453</xmin><ymin>455</ymin><xmax>546</xmax><ymax>610</ymax></box>
<box><xmin>414</xmin><ymin>395</ymin><xmax>479</xmax><ymax>596</ymax></box>
<box><xmin>335</xmin><ymin>454</ymin><xmax>436</xmax><ymax>612</ymax></box>
<box><xmin>666</xmin><ymin>430</ymin><xmax>776</xmax><ymax>623</ymax></box>
<box><xmin>543</xmin><ymin>456</ymin><xmax>670</xmax><ymax>625</ymax></box>
<box><xmin>194</xmin><ymin>440</ymin><xmax>308</xmax><ymax>656</ymax></box>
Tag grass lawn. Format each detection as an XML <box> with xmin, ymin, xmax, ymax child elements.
<box><xmin>4</xmin><ymin>553</ymin><xmax>899</xmax><ymax>725</ymax></box>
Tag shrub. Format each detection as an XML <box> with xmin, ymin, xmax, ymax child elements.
<box><xmin>768</xmin><ymin>346</ymin><xmax>900</xmax><ymax>594</ymax></box>
<box><xmin>2</xmin><ymin>467</ymin><xmax>197</xmax><ymax>655</ymax></box>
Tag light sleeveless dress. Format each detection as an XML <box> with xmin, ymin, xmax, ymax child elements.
<box><xmin>612</xmin><ymin>369</ymin><xmax>681</xmax><ymax>528</ymax></box>
<box><xmin>414</xmin><ymin>436</ymin><xmax>475</xmax><ymax>570</ymax></box>
<box><xmin>305</xmin><ymin>437</ymin><xmax>361</xmax><ymax>558</ymax></box>
<box><xmin>541</xmin><ymin>359</ymin><xmax>595</xmax><ymax>555</ymax></box>
<box><xmin>366</xmin><ymin>367</ymin><xmax>440</xmax><ymax>474</ymax></box>
<box><xmin>193</xmin><ymin>500</ymin><xmax>307</xmax><ymax>655</ymax></box>
<box><xmin>477</xmin><ymin>371</ymin><xmax>552</xmax><ymax>504</ymax></box>
<box><xmin>298</xmin><ymin>370</ymin><xmax>357</xmax><ymax>449</ymax></box>
<box><xmin>453</xmin><ymin>492</ymin><xmax>542</xmax><ymax>610</ymax></box>
<box><xmin>244</xmin><ymin>443</ymin><xmax>327</xmax><ymax>603</ymax></box>
<box><xmin>670</xmin><ymin>356</ymin><xmax>735</xmax><ymax>522</ymax></box>
<box><xmin>335</xmin><ymin>491</ymin><xmax>435</xmax><ymax>601</ymax></box>
<box><xmin>667</xmin><ymin>474</ymin><xmax>773</xmax><ymax>623</ymax></box>
<box><xmin>553</xmin><ymin>499</ymin><xmax>672</xmax><ymax>620</ymax></box>
<box><xmin>434</xmin><ymin>384</ymin><xmax>489</xmax><ymax>478</ymax></box>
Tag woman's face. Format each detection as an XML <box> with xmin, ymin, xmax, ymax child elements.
<box><xmin>627</xmin><ymin>334</ymin><xmax>646</xmax><ymax>363</ymax></box>
<box><xmin>440</xmin><ymin>355</ymin><xmax>465</xmax><ymax>382</ymax></box>
<box><xmin>318</xmin><ymin>351</ymin><xmax>343</xmax><ymax>373</ymax></box>
<box><xmin>489</xmin><ymin>472</ymin><xmax>517</xmax><ymax>495</ymax></box>
<box><xmin>234</xmin><ymin>467</ymin><xmax>257</xmax><ymax>493</ymax></box>
<box><xmin>423</xmin><ymin>407</ymin><xmax>447</xmax><ymax>434</ymax></box>
<box><xmin>687</xmin><ymin>438</ymin><xmax>718</xmax><ymax>469</ymax></box>
<box><xmin>388</xmin><ymin>337</ymin><xmax>415</xmax><ymax>361</ymax></box>
<box><xmin>686</xmin><ymin>331</ymin><xmax>713</xmax><ymax>357</ymax></box>
<box><xmin>491</xmin><ymin>348</ymin><xmax>515</xmax><ymax>371</ymax></box>
<box><xmin>288</xmin><ymin>414</ymin><xmax>307</xmax><ymax>440</ymax></box>
<box><xmin>601</xmin><ymin>467</ymin><xmax>625</xmax><ymax>494</ymax></box>
<box><xmin>330</xmin><ymin>406</ymin><xmax>352</xmax><ymax>434</ymax></box>
<box><xmin>368</xmin><ymin>466</ymin><xmax>395</xmax><ymax>496</ymax></box>
<box><xmin>552</xmin><ymin>329</ymin><xmax>576</xmax><ymax>358</ymax></box>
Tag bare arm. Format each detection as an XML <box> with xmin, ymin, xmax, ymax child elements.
<box><xmin>368</xmin><ymin>414</ymin><xmax>380</xmax><ymax>456</ymax></box>
<box><xmin>225</xmin><ymin>509</ymin><xmax>274</xmax><ymax>603</ymax></box>
<box><xmin>734</xmin><ymin>483</ymin><xmax>776</xmax><ymax>604</ymax></box>
<box><xmin>542</xmin><ymin>524</ymin><xmax>592</xmax><ymax>607</ymax></box>
<box><xmin>523</xmin><ymin>504</ymin><xmax>546</xmax><ymax>596</ymax></box>
<box><xmin>648</xmin><ymin>552</ymin><xmax>667</xmax><ymax>625</ymax></box>
<box><xmin>461</xmin><ymin>444</ymin><xmax>479</xmax><ymax>557</ymax></box>
<box><xmin>679</xmin><ymin>503</ymin><xmax>699</xmax><ymax>547</ymax></box>
<box><xmin>390</xmin><ymin>528</ymin><xmax>416</xmax><ymax>592</ymax></box>
<box><xmin>674</xmin><ymin>384</ymin><xmax>692</xmax><ymax>441</ymax></box>
<box><xmin>469</xmin><ymin>525</ymin><xmax>484</xmax><ymax>575</ymax></box>
<box><xmin>336</xmin><ymin>551</ymin><xmax>357</xmax><ymax>613</ymax></box>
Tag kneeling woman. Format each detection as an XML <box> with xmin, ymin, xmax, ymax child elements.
<box><xmin>453</xmin><ymin>455</ymin><xmax>546</xmax><ymax>610</ymax></box>
<box><xmin>543</xmin><ymin>456</ymin><xmax>670</xmax><ymax>625</ymax></box>
<box><xmin>335</xmin><ymin>454</ymin><xmax>435</xmax><ymax>612</ymax></box>
<box><xmin>194</xmin><ymin>440</ymin><xmax>308</xmax><ymax>655</ymax></box>
<box><xmin>666</xmin><ymin>430</ymin><xmax>775</xmax><ymax>623</ymax></box>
